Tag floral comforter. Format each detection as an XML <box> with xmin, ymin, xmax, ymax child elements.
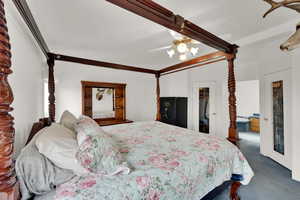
<box><xmin>55</xmin><ymin>121</ymin><xmax>254</xmax><ymax>200</ymax></box>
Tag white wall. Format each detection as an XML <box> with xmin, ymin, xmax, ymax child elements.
<box><xmin>6</xmin><ymin>2</ymin><xmax>45</xmax><ymax>156</ymax></box>
<box><xmin>236</xmin><ymin>80</ymin><xmax>260</xmax><ymax>117</ymax></box>
<box><xmin>291</xmin><ymin>49</ymin><xmax>300</xmax><ymax>180</ymax></box>
<box><xmin>54</xmin><ymin>61</ymin><xmax>156</xmax><ymax>122</ymax></box>
<box><xmin>160</xmin><ymin>70</ymin><xmax>189</xmax><ymax>97</ymax></box>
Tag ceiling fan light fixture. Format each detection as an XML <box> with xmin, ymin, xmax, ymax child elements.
<box><xmin>179</xmin><ymin>54</ymin><xmax>187</xmax><ymax>61</ymax></box>
<box><xmin>167</xmin><ymin>49</ymin><xmax>175</xmax><ymax>58</ymax></box>
<box><xmin>177</xmin><ymin>43</ymin><xmax>188</xmax><ymax>53</ymax></box>
<box><xmin>191</xmin><ymin>47</ymin><xmax>199</xmax><ymax>56</ymax></box>
<box><xmin>163</xmin><ymin>32</ymin><xmax>200</xmax><ymax>61</ymax></box>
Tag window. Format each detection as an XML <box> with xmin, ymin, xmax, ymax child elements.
<box><xmin>272</xmin><ymin>80</ymin><xmax>284</xmax><ymax>155</ymax></box>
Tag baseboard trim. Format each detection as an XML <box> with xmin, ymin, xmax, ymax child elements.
<box><xmin>292</xmin><ymin>172</ymin><xmax>300</xmax><ymax>182</ymax></box>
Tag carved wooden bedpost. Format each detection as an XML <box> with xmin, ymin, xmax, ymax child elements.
<box><xmin>0</xmin><ymin>1</ymin><xmax>19</xmax><ymax>199</ymax></box>
<box><xmin>227</xmin><ymin>53</ymin><xmax>238</xmax><ymax>145</ymax></box>
<box><xmin>155</xmin><ymin>73</ymin><xmax>161</xmax><ymax>121</ymax></box>
<box><xmin>227</xmin><ymin>52</ymin><xmax>241</xmax><ymax>200</ymax></box>
<box><xmin>47</xmin><ymin>54</ymin><xmax>55</xmax><ymax>122</ymax></box>
<box><xmin>230</xmin><ymin>181</ymin><xmax>241</xmax><ymax>200</ymax></box>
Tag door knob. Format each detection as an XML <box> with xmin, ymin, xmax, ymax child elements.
<box><xmin>212</xmin><ymin>113</ymin><xmax>217</xmax><ymax>116</ymax></box>
<box><xmin>264</xmin><ymin>118</ymin><xmax>269</xmax><ymax>121</ymax></box>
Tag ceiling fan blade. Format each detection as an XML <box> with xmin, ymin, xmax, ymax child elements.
<box><xmin>149</xmin><ymin>45</ymin><xmax>172</xmax><ymax>52</ymax></box>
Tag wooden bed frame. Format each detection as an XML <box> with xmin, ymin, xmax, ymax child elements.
<box><xmin>0</xmin><ymin>1</ymin><xmax>241</xmax><ymax>199</ymax></box>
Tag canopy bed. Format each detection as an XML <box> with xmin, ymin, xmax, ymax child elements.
<box><xmin>0</xmin><ymin>0</ymin><xmax>252</xmax><ymax>200</ymax></box>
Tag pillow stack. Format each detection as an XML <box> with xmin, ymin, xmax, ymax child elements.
<box><xmin>75</xmin><ymin>116</ymin><xmax>130</xmax><ymax>175</ymax></box>
<box><xmin>36</xmin><ymin>111</ymin><xmax>88</xmax><ymax>175</ymax></box>
<box><xmin>35</xmin><ymin>110</ymin><xmax>130</xmax><ymax>176</ymax></box>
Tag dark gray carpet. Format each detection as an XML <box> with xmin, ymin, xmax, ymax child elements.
<box><xmin>214</xmin><ymin>132</ymin><xmax>300</xmax><ymax>200</ymax></box>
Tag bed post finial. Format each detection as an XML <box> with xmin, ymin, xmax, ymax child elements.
<box><xmin>155</xmin><ymin>73</ymin><xmax>161</xmax><ymax>121</ymax></box>
<box><xmin>230</xmin><ymin>181</ymin><xmax>241</xmax><ymax>200</ymax></box>
<box><xmin>0</xmin><ymin>0</ymin><xmax>20</xmax><ymax>199</ymax></box>
<box><xmin>47</xmin><ymin>54</ymin><xmax>55</xmax><ymax>122</ymax></box>
<box><xmin>227</xmin><ymin>53</ymin><xmax>239</xmax><ymax>145</ymax></box>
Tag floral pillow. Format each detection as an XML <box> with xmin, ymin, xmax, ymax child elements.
<box><xmin>74</xmin><ymin>116</ymin><xmax>130</xmax><ymax>175</ymax></box>
<box><xmin>75</xmin><ymin>115</ymin><xmax>107</xmax><ymax>145</ymax></box>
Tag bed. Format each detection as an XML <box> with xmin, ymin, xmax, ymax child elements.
<box><xmin>19</xmin><ymin>121</ymin><xmax>253</xmax><ymax>200</ymax></box>
<box><xmin>1</xmin><ymin>1</ymin><xmax>244</xmax><ymax>199</ymax></box>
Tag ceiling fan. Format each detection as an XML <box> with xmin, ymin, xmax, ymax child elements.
<box><xmin>150</xmin><ymin>30</ymin><xmax>231</xmax><ymax>61</ymax></box>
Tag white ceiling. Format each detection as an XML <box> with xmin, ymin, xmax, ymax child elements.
<box><xmin>26</xmin><ymin>0</ymin><xmax>299</xmax><ymax>69</ymax></box>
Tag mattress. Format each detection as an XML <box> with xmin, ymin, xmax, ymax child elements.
<box><xmin>51</xmin><ymin>121</ymin><xmax>253</xmax><ymax>200</ymax></box>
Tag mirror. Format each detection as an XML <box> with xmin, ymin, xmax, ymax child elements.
<box><xmin>92</xmin><ymin>87</ymin><xmax>115</xmax><ymax>119</ymax></box>
<box><xmin>81</xmin><ymin>81</ymin><xmax>126</xmax><ymax>124</ymax></box>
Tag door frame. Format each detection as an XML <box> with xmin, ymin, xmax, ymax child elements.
<box><xmin>192</xmin><ymin>81</ymin><xmax>217</xmax><ymax>134</ymax></box>
<box><xmin>261</xmin><ymin>69</ymin><xmax>292</xmax><ymax>169</ymax></box>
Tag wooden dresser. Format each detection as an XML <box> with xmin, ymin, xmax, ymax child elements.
<box><xmin>249</xmin><ymin>117</ymin><xmax>260</xmax><ymax>133</ymax></box>
<box><xmin>95</xmin><ymin>119</ymin><xmax>133</xmax><ymax>126</ymax></box>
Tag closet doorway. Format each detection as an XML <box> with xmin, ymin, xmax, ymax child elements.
<box><xmin>192</xmin><ymin>82</ymin><xmax>216</xmax><ymax>134</ymax></box>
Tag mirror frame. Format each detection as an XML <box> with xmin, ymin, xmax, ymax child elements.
<box><xmin>81</xmin><ymin>81</ymin><xmax>127</xmax><ymax>124</ymax></box>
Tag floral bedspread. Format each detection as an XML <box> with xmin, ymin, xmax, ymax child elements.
<box><xmin>55</xmin><ymin>121</ymin><xmax>254</xmax><ymax>200</ymax></box>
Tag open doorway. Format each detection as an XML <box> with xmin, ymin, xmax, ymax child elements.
<box><xmin>236</xmin><ymin>80</ymin><xmax>260</xmax><ymax>144</ymax></box>
<box><xmin>192</xmin><ymin>82</ymin><xmax>216</xmax><ymax>134</ymax></box>
<box><xmin>199</xmin><ymin>88</ymin><xmax>210</xmax><ymax>133</ymax></box>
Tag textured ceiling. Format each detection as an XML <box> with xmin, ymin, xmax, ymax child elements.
<box><xmin>26</xmin><ymin>0</ymin><xmax>299</xmax><ymax>69</ymax></box>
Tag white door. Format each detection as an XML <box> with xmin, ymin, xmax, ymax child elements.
<box><xmin>192</xmin><ymin>82</ymin><xmax>216</xmax><ymax>134</ymax></box>
<box><xmin>262</xmin><ymin>70</ymin><xmax>292</xmax><ymax>169</ymax></box>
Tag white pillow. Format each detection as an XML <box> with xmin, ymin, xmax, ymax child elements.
<box><xmin>60</xmin><ymin>110</ymin><xmax>78</xmax><ymax>134</ymax></box>
<box><xmin>35</xmin><ymin>123</ymin><xmax>88</xmax><ymax>175</ymax></box>
<box><xmin>75</xmin><ymin>115</ymin><xmax>107</xmax><ymax>146</ymax></box>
